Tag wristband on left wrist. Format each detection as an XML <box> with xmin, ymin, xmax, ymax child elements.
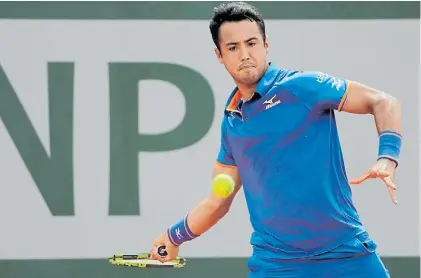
<box><xmin>377</xmin><ymin>130</ymin><xmax>402</xmax><ymax>167</ymax></box>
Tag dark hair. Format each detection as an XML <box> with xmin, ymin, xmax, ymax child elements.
<box><xmin>209</xmin><ymin>2</ymin><xmax>266</xmax><ymax>51</ymax></box>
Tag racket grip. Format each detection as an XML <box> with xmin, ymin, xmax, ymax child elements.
<box><xmin>157</xmin><ymin>245</ymin><xmax>168</xmax><ymax>257</ymax></box>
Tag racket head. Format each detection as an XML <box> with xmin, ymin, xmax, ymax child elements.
<box><xmin>109</xmin><ymin>253</ymin><xmax>186</xmax><ymax>268</ymax></box>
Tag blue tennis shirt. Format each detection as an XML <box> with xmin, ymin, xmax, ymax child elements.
<box><xmin>217</xmin><ymin>63</ymin><xmax>365</xmax><ymax>259</ymax></box>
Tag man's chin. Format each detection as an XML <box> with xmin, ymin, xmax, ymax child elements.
<box><xmin>239</xmin><ymin>71</ymin><xmax>260</xmax><ymax>84</ymax></box>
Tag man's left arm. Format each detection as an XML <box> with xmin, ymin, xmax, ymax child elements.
<box><xmin>341</xmin><ymin>81</ymin><xmax>402</xmax><ymax>205</ymax></box>
<box><xmin>341</xmin><ymin>81</ymin><xmax>402</xmax><ymax>135</ymax></box>
<box><xmin>295</xmin><ymin>71</ymin><xmax>402</xmax><ymax>204</ymax></box>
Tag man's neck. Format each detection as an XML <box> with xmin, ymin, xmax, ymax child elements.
<box><xmin>237</xmin><ymin>84</ymin><xmax>257</xmax><ymax>101</ymax></box>
<box><xmin>237</xmin><ymin>63</ymin><xmax>270</xmax><ymax>100</ymax></box>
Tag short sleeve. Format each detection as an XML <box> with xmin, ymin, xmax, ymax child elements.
<box><xmin>216</xmin><ymin>118</ymin><xmax>236</xmax><ymax>166</ymax></box>
<box><xmin>291</xmin><ymin>71</ymin><xmax>349</xmax><ymax>111</ymax></box>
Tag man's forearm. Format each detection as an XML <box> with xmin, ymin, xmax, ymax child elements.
<box><xmin>372</xmin><ymin>92</ymin><xmax>402</xmax><ymax>134</ymax></box>
<box><xmin>343</xmin><ymin>82</ymin><xmax>403</xmax><ymax>164</ymax></box>
<box><xmin>187</xmin><ymin>196</ymin><xmax>230</xmax><ymax>236</ymax></box>
<box><xmin>371</xmin><ymin>92</ymin><xmax>402</xmax><ymax>166</ymax></box>
<box><xmin>166</xmin><ymin>195</ymin><xmax>231</xmax><ymax>246</ymax></box>
<box><xmin>166</xmin><ymin>165</ymin><xmax>241</xmax><ymax>247</ymax></box>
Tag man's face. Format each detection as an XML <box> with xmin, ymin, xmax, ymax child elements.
<box><xmin>215</xmin><ymin>19</ymin><xmax>269</xmax><ymax>86</ymax></box>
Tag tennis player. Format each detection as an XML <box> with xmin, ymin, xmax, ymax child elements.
<box><xmin>150</xmin><ymin>2</ymin><xmax>402</xmax><ymax>277</ymax></box>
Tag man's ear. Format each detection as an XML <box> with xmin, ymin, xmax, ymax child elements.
<box><xmin>214</xmin><ymin>47</ymin><xmax>224</xmax><ymax>64</ymax></box>
<box><xmin>264</xmin><ymin>37</ymin><xmax>269</xmax><ymax>54</ymax></box>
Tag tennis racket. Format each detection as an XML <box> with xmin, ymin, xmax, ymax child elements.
<box><xmin>109</xmin><ymin>245</ymin><xmax>186</xmax><ymax>268</ymax></box>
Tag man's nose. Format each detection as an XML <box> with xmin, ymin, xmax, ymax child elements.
<box><xmin>239</xmin><ymin>45</ymin><xmax>251</xmax><ymax>62</ymax></box>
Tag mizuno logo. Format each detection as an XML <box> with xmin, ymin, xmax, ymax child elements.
<box><xmin>175</xmin><ymin>228</ymin><xmax>183</xmax><ymax>239</ymax></box>
<box><xmin>263</xmin><ymin>95</ymin><xmax>281</xmax><ymax>110</ymax></box>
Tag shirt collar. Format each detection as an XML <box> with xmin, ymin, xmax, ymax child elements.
<box><xmin>225</xmin><ymin>62</ymin><xmax>281</xmax><ymax>114</ymax></box>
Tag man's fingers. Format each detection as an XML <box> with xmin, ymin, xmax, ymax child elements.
<box><xmin>349</xmin><ymin>163</ymin><xmax>398</xmax><ymax>204</ymax></box>
<box><xmin>150</xmin><ymin>246</ymin><xmax>173</xmax><ymax>263</ymax></box>
<box><xmin>156</xmin><ymin>251</ymin><xmax>173</xmax><ymax>263</ymax></box>
<box><xmin>350</xmin><ymin>169</ymin><xmax>392</xmax><ymax>184</ymax></box>
<box><xmin>162</xmin><ymin>255</ymin><xmax>174</xmax><ymax>262</ymax></box>
<box><xmin>350</xmin><ymin>172</ymin><xmax>370</xmax><ymax>184</ymax></box>
<box><xmin>381</xmin><ymin>170</ymin><xmax>398</xmax><ymax>204</ymax></box>
<box><xmin>382</xmin><ymin>175</ymin><xmax>397</xmax><ymax>190</ymax></box>
<box><xmin>376</xmin><ymin>170</ymin><xmax>390</xmax><ymax>178</ymax></box>
<box><xmin>150</xmin><ymin>247</ymin><xmax>158</xmax><ymax>259</ymax></box>
<box><xmin>388</xmin><ymin>187</ymin><xmax>398</xmax><ymax>204</ymax></box>
<box><xmin>154</xmin><ymin>251</ymin><xmax>167</xmax><ymax>262</ymax></box>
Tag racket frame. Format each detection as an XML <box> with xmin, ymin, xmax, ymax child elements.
<box><xmin>109</xmin><ymin>253</ymin><xmax>186</xmax><ymax>268</ymax></box>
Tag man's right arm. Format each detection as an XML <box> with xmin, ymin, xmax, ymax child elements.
<box><xmin>187</xmin><ymin>117</ymin><xmax>241</xmax><ymax>235</ymax></box>
<box><xmin>186</xmin><ymin>162</ymin><xmax>242</xmax><ymax>236</ymax></box>
<box><xmin>151</xmin><ymin>163</ymin><xmax>241</xmax><ymax>262</ymax></box>
<box><xmin>151</xmin><ymin>118</ymin><xmax>241</xmax><ymax>261</ymax></box>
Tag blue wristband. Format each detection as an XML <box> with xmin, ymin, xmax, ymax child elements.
<box><xmin>377</xmin><ymin>130</ymin><xmax>402</xmax><ymax>166</ymax></box>
<box><xmin>167</xmin><ymin>214</ymin><xmax>198</xmax><ymax>246</ymax></box>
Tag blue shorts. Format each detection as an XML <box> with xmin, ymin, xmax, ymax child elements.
<box><xmin>248</xmin><ymin>232</ymin><xmax>391</xmax><ymax>278</ymax></box>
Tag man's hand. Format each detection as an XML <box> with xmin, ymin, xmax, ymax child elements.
<box><xmin>150</xmin><ymin>233</ymin><xmax>179</xmax><ymax>263</ymax></box>
<box><xmin>350</xmin><ymin>158</ymin><xmax>398</xmax><ymax>204</ymax></box>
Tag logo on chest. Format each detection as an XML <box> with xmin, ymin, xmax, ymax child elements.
<box><xmin>263</xmin><ymin>95</ymin><xmax>281</xmax><ymax>110</ymax></box>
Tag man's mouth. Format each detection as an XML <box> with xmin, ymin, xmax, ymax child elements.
<box><xmin>239</xmin><ymin>64</ymin><xmax>255</xmax><ymax>71</ymax></box>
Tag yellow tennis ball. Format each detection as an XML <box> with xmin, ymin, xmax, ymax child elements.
<box><xmin>212</xmin><ymin>174</ymin><xmax>235</xmax><ymax>198</ymax></box>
